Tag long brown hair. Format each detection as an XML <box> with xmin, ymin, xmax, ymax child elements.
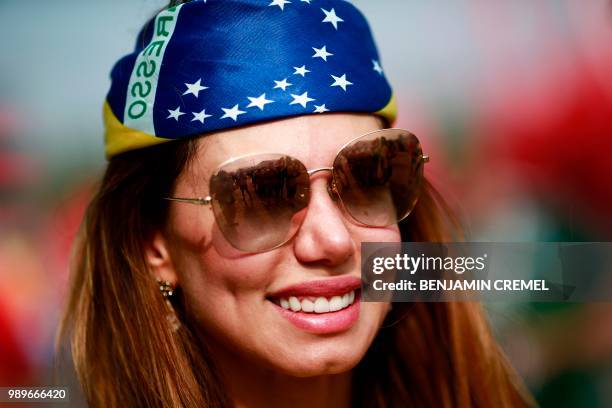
<box><xmin>355</xmin><ymin>187</ymin><xmax>533</xmax><ymax>406</ymax></box>
<box><xmin>58</xmin><ymin>135</ymin><xmax>534</xmax><ymax>407</ymax></box>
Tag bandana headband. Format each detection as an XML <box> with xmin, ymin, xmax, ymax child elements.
<box><xmin>104</xmin><ymin>0</ymin><xmax>397</xmax><ymax>159</ymax></box>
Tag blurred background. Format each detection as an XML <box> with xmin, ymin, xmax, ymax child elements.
<box><xmin>1</xmin><ymin>0</ymin><xmax>611</xmax><ymax>406</ymax></box>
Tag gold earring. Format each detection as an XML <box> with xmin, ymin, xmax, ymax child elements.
<box><xmin>156</xmin><ymin>278</ymin><xmax>181</xmax><ymax>332</ymax></box>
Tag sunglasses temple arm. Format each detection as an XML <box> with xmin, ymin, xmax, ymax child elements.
<box><xmin>164</xmin><ymin>197</ymin><xmax>212</xmax><ymax>206</ymax></box>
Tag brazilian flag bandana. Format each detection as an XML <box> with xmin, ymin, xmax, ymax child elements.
<box><xmin>104</xmin><ymin>0</ymin><xmax>396</xmax><ymax>159</ymax></box>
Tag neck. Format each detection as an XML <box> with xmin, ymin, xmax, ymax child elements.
<box><xmin>208</xmin><ymin>342</ymin><xmax>352</xmax><ymax>408</ymax></box>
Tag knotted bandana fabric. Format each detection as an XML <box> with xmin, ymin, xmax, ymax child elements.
<box><xmin>104</xmin><ymin>0</ymin><xmax>396</xmax><ymax>159</ymax></box>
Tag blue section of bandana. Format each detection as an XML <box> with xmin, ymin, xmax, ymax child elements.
<box><xmin>107</xmin><ymin>55</ymin><xmax>134</xmax><ymax>123</ymax></box>
<box><xmin>106</xmin><ymin>18</ymin><xmax>158</xmax><ymax>123</ymax></box>
<box><xmin>107</xmin><ymin>0</ymin><xmax>392</xmax><ymax>140</ymax></box>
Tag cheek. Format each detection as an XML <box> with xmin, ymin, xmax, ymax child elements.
<box><xmin>168</xmin><ymin>218</ymin><xmax>282</xmax><ymax>311</ymax></box>
<box><xmin>167</xmin><ymin>204</ymin><xmax>285</xmax><ymax>329</ymax></box>
<box><xmin>168</xmin><ymin>205</ymin><xmax>284</xmax><ymax>296</ymax></box>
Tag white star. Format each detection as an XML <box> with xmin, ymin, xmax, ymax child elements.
<box><xmin>191</xmin><ymin>109</ymin><xmax>212</xmax><ymax>123</ymax></box>
<box><xmin>183</xmin><ymin>79</ymin><xmax>208</xmax><ymax>98</ymax></box>
<box><xmin>290</xmin><ymin>91</ymin><xmax>315</xmax><ymax>108</ymax></box>
<box><xmin>167</xmin><ymin>106</ymin><xmax>185</xmax><ymax>121</ymax></box>
<box><xmin>313</xmin><ymin>104</ymin><xmax>329</xmax><ymax>113</ymax></box>
<box><xmin>330</xmin><ymin>74</ymin><xmax>353</xmax><ymax>91</ymax></box>
<box><xmin>220</xmin><ymin>104</ymin><xmax>246</xmax><ymax>121</ymax></box>
<box><xmin>293</xmin><ymin>65</ymin><xmax>311</xmax><ymax>77</ymax></box>
<box><xmin>312</xmin><ymin>45</ymin><xmax>333</xmax><ymax>61</ymax></box>
<box><xmin>372</xmin><ymin>59</ymin><xmax>384</xmax><ymax>75</ymax></box>
<box><xmin>247</xmin><ymin>93</ymin><xmax>274</xmax><ymax>111</ymax></box>
<box><xmin>269</xmin><ymin>0</ymin><xmax>291</xmax><ymax>10</ymax></box>
<box><xmin>321</xmin><ymin>8</ymin><xmax>344</xmax><ymax>30</ymax></box>
<box><xmin>273</xmin><ymin>78</ymin><xmax>292</xmax><ymax>91</ymax></box>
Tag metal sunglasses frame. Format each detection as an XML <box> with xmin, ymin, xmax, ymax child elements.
<box><xmin>164</xmin><ymin>128</ymin><xmax>430</xmax><ymax>221</ymax></box>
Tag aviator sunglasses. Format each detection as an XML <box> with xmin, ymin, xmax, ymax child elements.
<box><xmin>165</xmin><ymin>129</ymin><xmax>429</xmax><ymax>253</ymax></box>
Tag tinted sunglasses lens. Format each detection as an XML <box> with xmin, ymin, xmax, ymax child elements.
<box><xmin>210</xmin><ymin>154</ymin><xmax>310</xmax><ymax>252</ymax></box>
<box><xmin>332</xmin><ymin>130</ymin><xmax>424</xmax><ymax>226</ymax></box>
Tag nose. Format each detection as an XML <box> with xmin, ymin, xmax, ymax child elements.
<box><xmin>292</xmin><ymin>172</ymin><xmax>356</xmax><ymax>267</ymax></box>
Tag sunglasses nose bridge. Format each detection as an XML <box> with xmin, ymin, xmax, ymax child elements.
<box><xmin>306</xmin><ymin>167</ymin><xmax>339</xmax><ymax>202</ymax></box>
<box><xmin>306</xmin><ymin>167</ymin><xmax>333</xmax><ymax>176</ymax></box>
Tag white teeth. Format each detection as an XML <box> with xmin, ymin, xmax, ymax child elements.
<box><xmin>301</xmin><ymin>299</ymin><xmax>314</xmax><ymax>312</ymax></box>
<box><xmin>341</xmin><ymin>293</ymin><xmax>350</xmax><ymax>307</ymax></box>
<box><xmin>289</xmin><ymin>296</ymin><xmax>302</xmax><ymax>312</ymax></box>
<box><xmin>314</xmin><ymin>297</ymin><xmax>330</xmax><ymax>313</ymax></box>
<box><xmin>329</xmin><ymin>296</ymin><xmax>343</xmax><ymax>312</ymax></box>
<box><xmin>277</xmin><ymin>290</ymin><xmax>357</xmax><ymax>314</ymax></box>
<box><xmin>280</xmin><ymin>298</ymin><xmax>290</xmax><ymax>309</ymax></box>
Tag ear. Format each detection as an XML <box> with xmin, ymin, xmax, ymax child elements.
<box><xmin>144</xmin><ymin>230</ymin><xmax>178</xmax><ymax>286</ymax></box>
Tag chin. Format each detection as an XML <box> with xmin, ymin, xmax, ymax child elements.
<box><xmin>262</xmin><ymin>303</ymin><xmax>388</xmax><ymax>377</ymax></box>
<box><xmin>269</xmin><ymin>339</ymin><xmax>371</xmax><ymax>378</ymax></box>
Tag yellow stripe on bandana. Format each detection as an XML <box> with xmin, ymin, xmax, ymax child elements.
<box><xmin>104</xmin><ymin>101</ymin><xmax>171</xmax><ymax>159</ymax></box>
<box><xmin>375</xmin><ymin>93</ymin><xmax>398</xmax><ymax>126</ymax></box>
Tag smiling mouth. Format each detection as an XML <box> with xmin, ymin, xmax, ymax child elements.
<box><xmin>270</xmin><ymin>289</ymin><xmax>357</xmax><ymax>314</ymax></box>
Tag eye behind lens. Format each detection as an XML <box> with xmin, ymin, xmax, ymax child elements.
<box><xmin>209</xmin><ymin>153</ymin><xmax>311</xmax><ymax>252</ymax></box>
<box><xmin>332</xmin><ymin>129</ymin><xmax>425</xmax><ymax>226</ymax></box>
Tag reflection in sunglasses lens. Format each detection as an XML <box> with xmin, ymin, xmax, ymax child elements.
<box><xmin>208</xmin><ymin>130</ymin><xmax>424</xmax><ymax>251</ymax></box>
<box><xmin>333</xmin><ymin>130</ymin><xmax>423</xmax><ymax>226</ymax></box>
<box><xmin>210</xmin><ymin>155</ymin><xmax>310</xmax><ymax>252</ymax></box>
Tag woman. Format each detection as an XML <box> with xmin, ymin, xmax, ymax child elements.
<box><xmin>60</xmin><ymin>0</ymin><xmax>534</xmax><ymax>406</ymax></box>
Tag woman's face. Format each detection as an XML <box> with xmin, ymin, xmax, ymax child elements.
<box><xmin>160</xmin><ymin>113</ymin><xmax>400</xmax><ymax>377</ymax></box>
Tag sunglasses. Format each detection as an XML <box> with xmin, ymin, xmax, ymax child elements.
<box><xmin>165</xmin><ymin>128</ymin><xmax>429</xmax><ymax>253</ymax></box>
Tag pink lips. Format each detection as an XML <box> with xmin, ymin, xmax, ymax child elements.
<box><xmin>268</xmin><ymin>276</ymin><xmax>361</xmax><ymax>334</ymax></box>
<box><xmin>268</xmin><ymin>275</ymin><xmax>361</xmax><ymax>298</ymax></box>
